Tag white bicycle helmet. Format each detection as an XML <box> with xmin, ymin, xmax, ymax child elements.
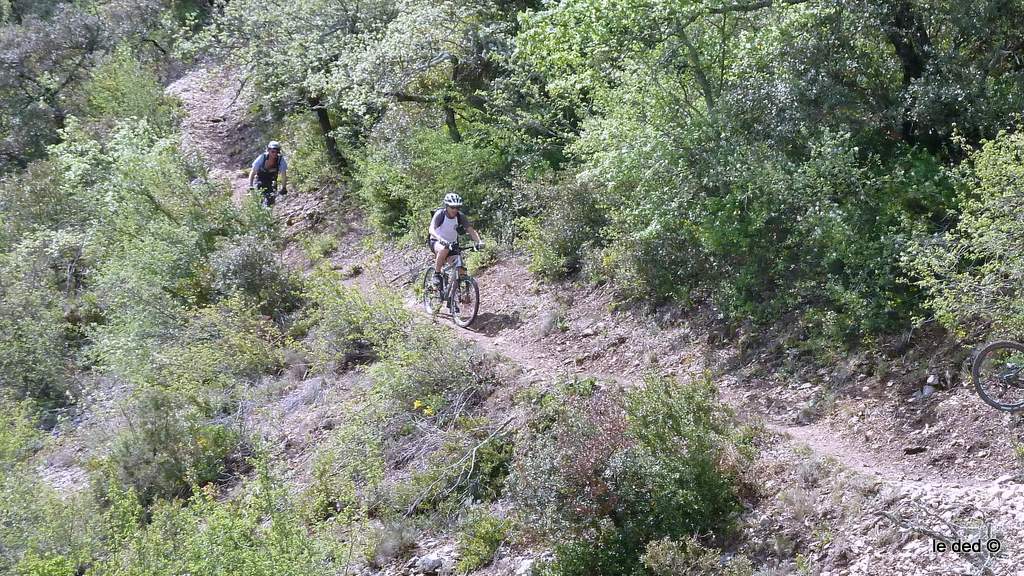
<box><xmin>267</xmin><ymin>141</ymin><xmax>282</xmax><ymax>151</ymax></box>
<box><xmin>443</xmin><ymin>193</ymin><xmax>463</xmax><ymax>207</ymax></box>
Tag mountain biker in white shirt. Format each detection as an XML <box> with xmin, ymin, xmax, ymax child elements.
<box><xmin>427</xmin><ymin>193</ymin><xmax>483</xmax><ymax>292</ymax></box>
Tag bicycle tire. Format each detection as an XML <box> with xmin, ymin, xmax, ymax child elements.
<box><xmin>972</xmin><ymin>340</ymin><xmax>1024</xmax><ymax>412</ymax></box>
<box><xmin>450</xmin><ymin>276</ymin><xmax>479</xmax><ymax>328</ymax></box>
<box><xmin>421</xmin><ymin>268</ymin><xmax>442</xmax><ymax>315</ymax></box>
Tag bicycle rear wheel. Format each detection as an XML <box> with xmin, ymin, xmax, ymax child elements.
<box><xmin>421</xmin><ymin>268</ymin><xmax>443</xmax><ymax>315</ymax></box>
<box><xmin>973</xmin><ymin>340</ymin><xmax>1024</xmax><ymax>411</ymax></box>
<box><xmin>450</xmin><ymin>276</ymin><xmax>479</xmax><ymax>327</ymax></box>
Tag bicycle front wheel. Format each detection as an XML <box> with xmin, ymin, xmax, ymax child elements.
<box><xmin>973</xmin><ymin>340</ymin><xmax>1024</xmax><ymax>412</ymax></box>
<box><xmin>421</xmin><ymin>268</ymin><xmax>442</xmax><ymax>315</ymax></box>
<box><xmin>450</xmin><ymin>276</ymin><xmax>479</xmax><ymax>328</ymax></box>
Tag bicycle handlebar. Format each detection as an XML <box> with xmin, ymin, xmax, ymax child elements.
<box><xmin>438</xmin><ymin>240</ymin><xmax>482</xmax><ymax>251</ymax></box>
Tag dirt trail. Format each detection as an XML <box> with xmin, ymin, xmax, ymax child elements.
<box><xmin>167</xmin><ymin>66</ymin><xmax>257</xmax><ymax>204</ymax></box>
<box><xmin>172</xmin><ymin>63</ymin><xmax>1024</xmax><ymax>575</ymax></box>
<box><xmin>424</xmin><ymin>288</ymin><xmax>997</xmax><ymax>488</ymax></box>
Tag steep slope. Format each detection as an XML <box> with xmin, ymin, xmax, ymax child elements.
<box><xmin>170</xmin><ymin>61</ymin><xmax>1024</xmax><ymax>576</ymax></box>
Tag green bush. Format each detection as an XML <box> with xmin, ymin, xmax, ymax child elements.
<box><xmin>209</xmin><ymin>234</ymin><xmax>305</xmax><ymax>319</ymax></box>
<box><xmin>456</xmin><ymin>511</ymin><xmax>510</xmax><ymax>573</ymax></box>
<box><xmin>516</xmin><ymin>177</ymin><xmax>607</xmax><ymax>281</ymax></box>
<box><xmin>367</xmin><ymin>325</ymin><xmax>486</xmax><ymax>427</ymax></box>
<box><xmin>80</xmin><ymin>45</ymin><xmax>182</xmax><ymax>135</ymax></box>
<box><xmin>303</xmin><ymin>269</ymin><xmax>411</xmax><ymax>372</ymax></box>
<box><xmin>464</xmin><ymin>240</ymin><xmax>503</xmax><ymax>273</ymax></box>
<box><xmin>94</xmin><ymin>458</ymin><xmax>339</xmax><ymax>576</ymax></box>
<box><xmin>105</xmin><ymin>388</ymin><xmax>240</xmax><ymax>506</ymax></box>
<box><xmin>278</xmin><ymin>114</ymin><xmax>345</xmax><ymax>193</ymax></box>
<box><xmin>355</xmin><ymin>127</ymin><xmax>508</xmax><ymax>237</ymax></box>
<box><xmin>299</xmin><ymin>232</ymin><xmax>339</xmax><ymax>263</ymax></box>
<box><xmin>0</xmin><ymin>238</ymin><xmax>74</xmax><ymax>407</ymax></box>
<box><xmin>907</xmin><ymin>128</ymin><xmax>1024</xmax><ymax>336</ymax></box>
<box><xmin>511</xmin><ymin>375</ymin><xmax>745</xmax><ymax>576</ymax></box>
<box><xmin>0</xmin><ymin>161</ymin><xmax>79</xmax><ymax>251</ymax></box>
<box><xmin>303</xmin><ymin>410</ymin><xmax>386</xmax><ymax>522</ymax></box>
<box><xmin>0</xmin><ymin>395</ymin><xmax>41</xmax><ymax>467</ymax></box>
<box><xmin>153</xmin><ymin>296</ymin><xmax>285</xmax><ymax>414</ymax></box>
<box><xmin>640</xmin><ymin>536</ymin><xmax>753</xmax><ymax>576</ymax></box>
<box><xmin>394</xmin><ymin>425</ymin><xmax>513</xmax><ymax>517</ymax></box>
<box><xmin>0</xmin><ymin>470</ymin><xmax>106</xmax><ymax>576</ymax></box>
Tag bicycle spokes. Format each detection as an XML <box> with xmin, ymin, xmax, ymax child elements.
<box><xmin>974</xmin><ymin>343</ymin><xmax>1024</xmax><ymax>411</ymax></box>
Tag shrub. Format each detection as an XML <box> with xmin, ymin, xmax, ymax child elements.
<box><xmin>355</xmin><ymin>127</ymin><xmax>509</xmax><ymax>237</ymax></box>
<box><xmin>640</xmin><ymin>536</ymin><xmax>753</xmax><ymax>576</ymax></box>
<box><xmin>303</xmin><ymin>269</ymin><xmax>411</xmax><ymax>373</ymax></box>
<box><xmin>394</xmin><ymin>425</ymin><xmax>513</xmax><ymax>517</ymax></box>
<box><xmin>299</xmin><ymin>232</ymin><xmax>339</xmax><ymax>263</ymax></box>
<box><xmin>105</xmin><ymin>388</ymin><xmax>240</xmax><ymax>506</ymax></box>
<box><xmin>80</xmin><ymin>45</ymin><xmax>182</xmax><ymax>135</ymax></box>
<box><xmin>0</xmin><ymin>161</ymin><xmax>79</xmax><ymax>250</ymax></box>
<box><xmin>516</xmin><ymin>177</ymin><xmax>607</xmax><ymax>281</ymax></box>
<box><xmin>0</xmin><ymin>230</ymin><xmax>82</xmax><ymax>405</ymax></box>
<box><xmin>906</xmin><ymin>128</ymin><xmax>1024</xmax><ymax>336</ymax></box>
<box><xmin>464</xmin><ymin>241</ymin><xmax>503</xmax><ymax>273</ymax></box>
<box><xmin>456</xmin><ymin>511</ymin><xmax>510</xmax><ymax>573</ymax></box>
<box><xmin>510</xmin><ymin>375</ymin><xmax>745</xmax><ymax>576</ymax></box>
<box><xmin>153</xmin><ymin>296</ymin><xmax>285</xmax><ymax>415</ymax></box>
<box><xmin>278</xmin><ymin>114</ymin><xmax>344</xmax><ymax>193</ymax></box>
<box><xmin>367</xmin><ymin>325</ymin><xmax>488</xmax><ymax>428</ymax></box>
<box><xmin>364</xmin><ymin>519</ymin><xmax>419</xmax><ymax>568</ymax></box>
<box><xmin>94</xmin><ymin>459</ymin><xmax>339</xmax><ymax>576</ymax></box>
<box><xmin>303</xmin><ymin>409</ymin><xmax>386</xmax><ymax>522</ymax></box>
<box><xmin>209</xmin><ymin>234</ymin><xmax>304</xmax><ymax>319</ymax></box>
<box><xmin>0</xmin><ymin>395</ymin><xmax>41</xmax><ymax>467</ymax></box>
<box><xmin>0</xmin><ymin>470</ymin><xmax>105</xmax><ymax>576</ymax></box>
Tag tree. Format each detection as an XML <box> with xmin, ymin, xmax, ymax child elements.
<box><xmin>0</xmin><ymin>0</ymin><xmax>169</xmax><ymax>169</ymax></box>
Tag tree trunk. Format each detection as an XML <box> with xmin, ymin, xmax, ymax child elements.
<box><xmin>444</xmin><ymin>106</ymin><xmax>462</xmax><ymax>142</ymax></box>
<box><xmin>310</xmin><ymin>98</ymin><xmax>349</xmax><ymax>173</ymax></box>
<box><xmin>882</xmin><ymin>0</ymin><xmax>932</xmax><ymax>146</ymax></box>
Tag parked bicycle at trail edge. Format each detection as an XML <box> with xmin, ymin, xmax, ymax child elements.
<box><xmin>421</xmin><ymin>240</ymin><xmax>480</xmax><ymax>328</ymax></box>
<box><xmin>972</xmin><ymin>340</ymin><xmax>1024</xmax><ymax>412</ymax></box>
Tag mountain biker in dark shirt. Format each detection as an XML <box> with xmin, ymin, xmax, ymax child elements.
<box><xmin>249</xmin><ymin>141</ymin><xmax>288</xmax><ymax>206</ymax></box>
<box><xmin>427</xmin><ymin>193</ymin><xmax>483</xmax><ymax>291</ymax></box>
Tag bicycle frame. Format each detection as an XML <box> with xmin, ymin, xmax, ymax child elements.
<box><xmin>441</xmin><ymin>250</ymin><xmax>467</xmax><ymax>308</ymax></box>
<box><xmin>422</xmin><ymin>240</ymin><xmax>479</xmax><ymax>327</ymax></box>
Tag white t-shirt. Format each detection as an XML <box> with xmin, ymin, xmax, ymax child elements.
<box><xmin>429</xmin><ymin>209</ymin><xmax>470</xmax><ymax>243</ymax></box>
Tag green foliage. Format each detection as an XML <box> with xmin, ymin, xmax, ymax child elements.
<box><xmin>279</xmin><ymin>115</ymin><xmax>344</xmax><ymax>192</ymax></box>
<box><xmin>516</xmin><ymin>176</ymin><xmax>607</xmax><ymax>280</ymax></box>
<box><xmin>149</xmin><ymin>296</ymin><xmax>285</xmax><ymax>414</ymax></box>
<box><xmin>209</xmin><ymin>234</ymin><xmax>305</xmax><ymax>319</ymax></box>
<box><xmin>81</xmin><ymin>45</ymin><xmax>182</xmax><ymax>134</ymax></box>
<box><xmin>464</xmin><ymin>240</ymin><xmax>502</xmax><ymax>273</ymax></box>
<box><xmin>0</xmin><ymin>395</ymin><xmax>41</xmax><ymax>467</ymax></box>
<box><xmin>394</xmin><ymin>426</ymin><xmax>512</xmax><ymax>516</ymax></box>
<box><xmin>105</xmin><ymin>388</ymin><xmax>240</xmax><ymax>506</ymax></box>
<box><xmin>0</xmin><ymin>234</ymin><xmax>75</xmax><ymax>406</ymax></box>
<box><xmin>456</xmin><ymin>511</ymin><xmax>510</xmax><ymax>573</ymax></box>
<box><xmin>0</xmin><ymin>470</ymin><xmax>105</xmax><ymax>576</ymax></box>
<box><xmin>94</xmin><ymin>458</ymin><xmax>341</xmax><ymax>576</ymax></box>
<box><xmin>303</xmin><ymin>268</ymin><xmax>411</xmax><ymax>372</ymax></box>
<box><xmin>640</xmin><ymin>536</ymin><xmax>753</xmax><ymax>576</ymax></box>
<box><xmin>0</xmin><ymin>0</ymin><xmax>170</xmax><ymax>168</ymax></box>
<box><xmin>908</xmin><ymin>128</ymin><xmax>1024</xmax><ymax>335</ymax></box>
<box><xmin>355</xmin><ymin>127</ymin><xmax>508</xmax><ymax>236</ymax></box>
<box><xmin>299</xmin><ymin>232</ymin><xmax>339</xmax><ymax>263</ymax></box>
<box><xmin>511</xmin><ymin>376</ymin><xmax>745</xmax><ymax>576</ymax></box>
<box><xmin>367</xmin><ymin>325</ymin><xmax>482</xmax><ymax>426</ymax></box>
<box><xmin>303</xmin><ymin>409</ymin><xmax>386</xmax><ymax>522</ymax></box>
